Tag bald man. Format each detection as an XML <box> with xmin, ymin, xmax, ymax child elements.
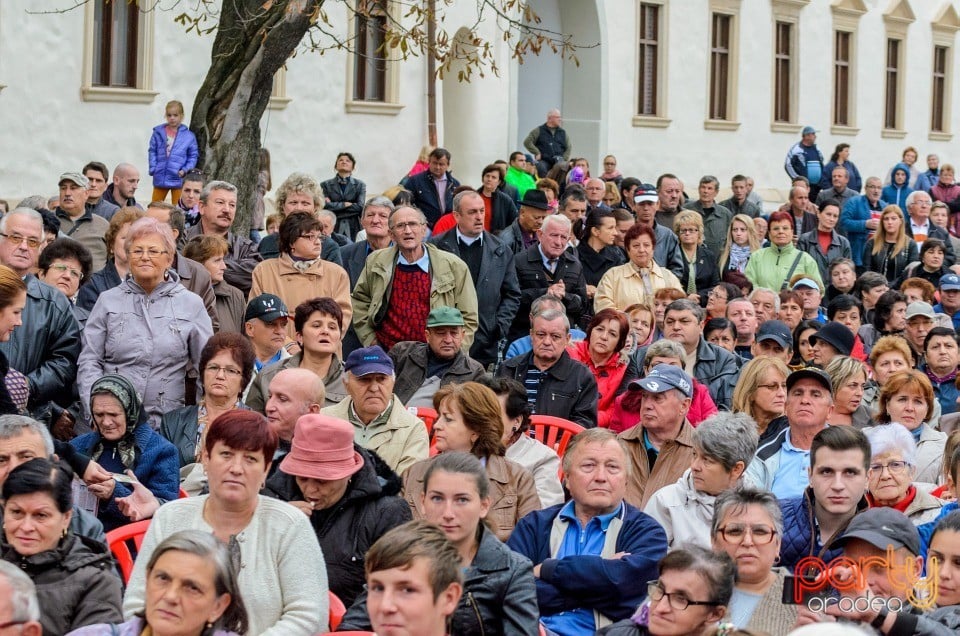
<box><xmin>103</xmin><ymin>162</ymin><xmax>143</xmax><ymax>209</ymax></box>
<box><xmin>264</xmin><ymin>368</ymin><xmax>325</xmax><ymax>471</ymax></box>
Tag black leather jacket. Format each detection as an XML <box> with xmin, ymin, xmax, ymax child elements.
<box><xmin>496</xmin><ymin>351</ymin><xmax>598</xmax><ymax>428</ymax></box>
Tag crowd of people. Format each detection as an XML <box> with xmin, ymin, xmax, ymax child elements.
<box><xmin>2</xmin><ymin>112</ymin><xmax>960</xmax><ymax>636</ymax></box>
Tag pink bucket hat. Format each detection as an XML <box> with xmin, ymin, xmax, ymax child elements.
<box><xmin>279</xmin><ymin>414</ymin><xmax>363</xmax><ymax>480</ymax></box>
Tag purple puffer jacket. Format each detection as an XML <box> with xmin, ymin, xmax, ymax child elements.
<box><xmin>148</xmin><ymin>123</ymin><xmax>199</xmax><ymax>189</ymax></box>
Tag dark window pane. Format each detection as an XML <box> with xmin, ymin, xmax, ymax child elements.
<box><xmin>638</xmin><ymin>4</ymin><xmax>660</xmax><ymax>116</ymax></box>
<box><xmin>353</xmin><ymin>0</ymin><xmax>388</xmax><ymax>101</ymax></box>
<box><xmin>92</xmin><ymin>0</ymin><xmax>138</xmax><ymax>88</ymax></box>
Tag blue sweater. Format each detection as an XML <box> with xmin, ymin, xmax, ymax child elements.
<box><xmin>506</xmin><ymin>502</ymin><xmax>667</xmax><ymax>623</ymax></box>
<box><xmin>70</xmin><ymin>423</ymin><xmax>180</xmax><ymax>531</ymax></box>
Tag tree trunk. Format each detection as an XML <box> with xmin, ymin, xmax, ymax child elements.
<box><xmin>190</xmin><ymin>0</ymin><xmax>321</xmax><ymax>234</ymax></box>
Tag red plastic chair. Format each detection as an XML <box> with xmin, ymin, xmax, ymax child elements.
<box><xmin>328</xmin><ymin>591</ymin><xmax>347</xmax><ymax>630</ymax></box>
<box><xmin>530</xmin><ymin>415</ymin><xmax>584</xmax><ymax>480</ymax></box>
<box><xmin>106</xmin><ymin>519</ymin><xmax>152</xmax><ymax>583</ymax></box>
<box><xmin>409</xmin><ymin>406</ymin><xmax>438</xmax><ymax>438</ymax></box>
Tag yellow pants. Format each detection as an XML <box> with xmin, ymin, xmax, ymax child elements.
<box><xmin>151</xmin><ymin>187</ymin><xmax>182</xmax><ymax>203</ymax></box>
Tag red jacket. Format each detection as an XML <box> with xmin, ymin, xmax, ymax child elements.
<box><xmin>566</xmin><ymin>340</ymin><xmax>636</xmax><ymax>428</ymax></box>
<box><xmin>607</xmin><ymin>379</ymin><xmax>718</xmax><ymax>433</ymax></box>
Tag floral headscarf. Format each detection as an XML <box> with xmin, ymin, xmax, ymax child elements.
<box><xmin>89</xmin><ymin>374</ymin><xmax>145</xmax><ymax>469</ymax></box>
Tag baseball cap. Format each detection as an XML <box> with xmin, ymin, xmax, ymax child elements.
<box><xmin>628</xmin><ymin>364</ymin><xmax>693</xmax><ymax>398</ymax></box>
<box><xmin>244</xmin><ymin>293</ymin><xmax>289</xmax><ymax>323</ymax></box>
<box><xmin>940</xmin><ymin>273</ymin><xmax>960</xmax><ymax>291</ymax></box>
<box><xmin>59</xmin><ymin>172</ymin><xmax>90</xmax><ymax>189</ymax></box>
<box><xmin>520</xmin><ymin>189</ymin><xmax>551</xmax><ymax>211</ymax></box>
<box><xmin>905</xmin><ymin>301</ymin><xmax>936</xmax><ymax>321</ymax></box>
<box><xmin>426</xmin><ymin>306</ymin><xmax>465</xmax><ymax>328</ymax></box>
<box><xmin>802</xmin><ymin>126</ymin><xmax>818</xmax><ymax>136</ymax></box>
<box><xmin>808</xmin><ymin>322</ymin><xmax>854</xmax><ymax>357</ymax></box>
<box><xmin>633</xmin><ymin>183</ymin><xmax>658</xmax><ymax>204</ymax></box>
<box><xmin>830</xmin><ymin>508</ymin><xmax>921</xmax><ymax>556</ymax></box>
<box><xmin>786</xmin><ymin>367</ymin><xmax>833</xmax><ymax>394</ymax></box>
<box><xmin>791</xmin><ymin>278</ymin><xmax>821</xmax><ymax>292</ymax></box>
<box><xmin>756</xmin><ymin>320</ymin><xmax>792</xmax><ymax>349</ymax></box>
<box><xmin>344</xmin><ymin>346</ymin><xmax>394</xmax><ymax>377</ymax></box>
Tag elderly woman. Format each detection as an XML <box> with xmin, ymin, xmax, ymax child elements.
<box><xmin>744</xmin><ymin>210</ymin><xmax>823</xmax><ymax>292</ymax></box>
<box><xmin>70</xmin><ymin>374</ymin><xmax>179</xmax><ymax>530</ymax></box>
<box><xmin>871</xmin><ymin>370</ymin><xmax>948</xmax><ymax>484</ymax></box>
<box><xmin>644</xmin><ymin>413</ymin><xmax>759</xmax><ymax>548</ymax></box>
<box><xmin>857</xmin><ymin>289</ymin><xmax>907</xmax><ymax>353</ymax></box>
<box><xmin>824</xmin><ymin>356</ymin><xmax>871</xmax><ymax>428</ymax></box>
<box><xmin>825</xmin><ymin>257</ymin><xmax>857</xmax><ymax>303</ymax></box>
<box><xmin>38</xmin><ymin>237</ymin><xmax>94</xmax><ymax>326</ymax></box>
<box><xmin>256</xmin><ymin>172</ymin><xmax>341</xmax><ymax>264</ymax></box>
<box><xmin>861</xmin><ymin>335</ymin><xmax>912</xmax><ymax>418</ymax></box>
<box><xmin>264</xmin><ymin>414</ymin><xmax>411</xmax><ymax>607</ymax></box>
<box><xmin>863</xmin><ymin>422</ymin><xmax>943</xmax><ymax>525</ymax></box>
<box><xmin>183</xmin><ymin>235</ymin><xmax>246</xmax><ymax>334</ymax></box>
<box><xmin>864</xmin><ymin>205</ymin><xmax>918</xmax><ymax>282</ymax></box>
<box><xmin>2</xmin><ymin>458</ymin><xmax>123</xmax><ymax>635</ymax></box>
<box><xmin>77</xmin><ymin>207</ymin><xmax>145</xmax><ymax>311</ymax></box>
<box><xmin>78</xmin><ymin>217</ymin><xmax>213</xmax><ymax>426</ymax></box>
<box><xmin>0</xmin><ymin>265</ymin><xmax>27</xmax><ymax>414</ymax></box>
<box><xmin>675</xmin><ymin>210</ymin><xmax>720</xmax><ymax>304</ymax></box>
<box><xmin>478</xmin><ymin>376</ymin><xmax>563</xmax><ymax>506</ymax></box>
<box><xmin>566</xmin><ymin>308</ymin><xmax>640</xmax><ymax>427</ymax></box>
<box><xmin>245</xmin><ymin>297</ymin><xmax>348</xmax><ymax>411</ymax></box>
<box><xmin>720</xmin><ymin>214</ymin><xmax>761</xmax><ymax>274</ymax></box>
<box><xmin>608</xmin><ymin>339</ymin><xmax>718</xmax><ymax>433</ymax></box>
<box><xmin>341</xmin><ymin>452</ymin><xmax>540</xmax><ymax>636</ymax></box>
<box><xmin>731</xmin><ymin>356</ymin><xmax>791</xmax><ymax>444</ymax></box>
<box><xmin>711</xmin><ymin>488</ymin><xmax>798</xmax><ymax>631</ymax></box>
<box><xmin>705</xmin><ymin>282</ymin><xmax>740</xmax><ymax>321</ymax></box>
<box><xmin>161</xmin><ymin>332</ymin><xmax>255</xmax><ymax>468</ymax></box>
<box><xmin>249</xmin><ymin>212</ymin><xmax>351</xmax><ymax>342</ymax></box>
<box><xmin>67</xmin><ymin>530</ymin><xmax>248</xmax><ymax>636</ymax></box>
<box><xmin>595</xmin><ymin>224</ymin><xmax>683</xmax><ymax>312</ymax></box>
<box><xmin>402</xmin><ymin>382</ymin><xmax>540</xmax><ymax>541</ymax></box>
<box><xmin>704</xmin><ymin>317</ymin><xmax>737</xmax><ymax>353</ymax></box>
<box><xmin>123</xmin><ymin>410</ymin><xmax>328</xmax><ymax>635</ymax></box>
<box><xmin>598</xmin><ymin>546</ymin><xmax>734</xmax><ymax>636</ymax></box>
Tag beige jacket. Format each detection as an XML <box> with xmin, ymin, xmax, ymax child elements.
<box><xmin>249</xmin><ymin>254</ymin><xmax>352</xmax><ymax>342</ymax></box>
<box><xmin>619</xmin><ymin>420</ymin><xmax>696</xmax><ymax>510</ymax></box>
<box><xmin>322</xmin><ymin>396</ymin><xmax>429</xmax><ymax>475</ymax></box>
<box><xmin>402</xmin><ymin>453</ymin><xmax>541</xmax><ymax>542</ymax></box>
<box><xmin>594</xmin><ymin>261</ymin><xmax>683</xmax><ymax>312</ymax></box>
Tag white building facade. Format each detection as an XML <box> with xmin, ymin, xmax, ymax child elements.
<box><xmin>1</xmin><ymin>0</ymin><xmax>958</xmax><ymax>206</ymax></box>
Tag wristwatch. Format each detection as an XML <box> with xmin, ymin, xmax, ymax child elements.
<box><xmin>870</xmin><ymin>607</ymin><xmax>888</xmax><ymax>629</ymax></box>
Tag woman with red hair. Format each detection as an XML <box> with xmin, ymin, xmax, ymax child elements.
<box><xmin>567</xmin><ymin>308</ymin><xmax>640</xmax><ymax>427</ymax></box>
<box><xmin>743</xmin><ymin>210</ymin><xmax>823</xmax><ymax>292</ymax></box>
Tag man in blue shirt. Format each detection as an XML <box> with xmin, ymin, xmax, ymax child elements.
<box><xmin>507</xmin><ymin>428</ymin><xmax>668</xmax><ymax>635</ymax></box>
<box><xmin>746</xmin><ymin>368</ymin><xmax>833</xmax><ymax>499</ymax></box>
<box><xmin>933</xmin><ymin>274</ymin><xmax>960</xmax><ymax>330</ymax></box>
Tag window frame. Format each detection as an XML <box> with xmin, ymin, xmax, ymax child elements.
<box><xmin>705</xmin><ymin>0</ymin><xmax>741</xmax><ymax>130</ymax></box>
<box><xmin>829</xmin><ymin>0</ymin><xmax>865</xmax><ymax>135</ymax></box>
<box><xmin>344</xmin><ymin>0</ymin><xmax>403</xmax><ymax>115</ymax></box>
<box><xmin>880</xmin><ymin>0</ymin><xmax>914</xmax><ymax>138</ymax></box>
<box><xmin>633</xmin><ymin>0</ymin><xmax>670</xmax><ymax>128</ymax></box>
<box><xmin>81</xmin><ymin>0</ymin><xmax>156</xmax><ymax>103</ymax></box>
<box><xmin>930</xmin><ymin>3</ymin><xmax>960</xmax><ymax>140</ymax></box>
<box><xmin>768</xmin><ymin>0</ymin><xmax>809</xmax><ymax>133</ymax></box>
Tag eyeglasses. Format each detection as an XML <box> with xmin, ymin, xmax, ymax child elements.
<box><xmin>205</xmin><ymin>364</ymin><xmax>243</xmax><ymax>378</ymax></box>
<box><xmin>718</xmin><ymin>523</ymin><xmax>778</xmax><ymax>544</ymax></box>
<box><xmin>868</xmin><ymin>460</ymin><xmax>911</xmax><ymax>475</ymax></box>
<box><xmin>707</xmin><ymin>289</ymin><xmax>727</xmax><ymax>299</ymax></box>
<box><xmin>298</xmin><ymin>233</ymin><xmax>323</xmax><ymax>242</ymax></box>
<box><xmin>647</xmin><ymin>582</ymin><xmax>721</xmax><ymax>611</ymax></box>
<box><xmin>129</xmin><ymin>248</ymin><xmax>169</xmax><ymax>260</ymax></box>
<box><xmin>393</xmin><ymin>221</ymin><xmax>424</xmax><ymax>231</ymax></box>
<box><xmin>678</xmin><ymin>228</ymin><xmax>699</xmax><ymax>234</ymax></box>
<box><xmin>756</xmin><ymin>382</ymin><xmax>787</xmax><ymax>392</ymax></box>
<box><xmin>0</xmin><ymin>232</ymin><xmax>41</xmax><ymax>249</ymax></box>
<box><xmin>48</xmin><ymin>263</ymin><xmax>82</xmax><ymax>280</ymax></box>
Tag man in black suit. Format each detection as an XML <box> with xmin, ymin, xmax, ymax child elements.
<box><xmin>405</xmin><ymin>148</ymin><xmax>461</xmax><ymax>228</ymax></box>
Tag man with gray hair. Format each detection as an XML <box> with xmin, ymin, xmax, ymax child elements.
<box><xmin>0</xmin><ymin>561</ymin><xmax>42</xmax><ymax>636</ymax></box>
<box><xmin>431</xmin><ymin>190</ymin><xmax>521</xmax><ymax>367</ymax></box>
<box><xmin>497</xmin><ymin>308</ymin><xmax>597</xmax><ymax>428</ymax></box>
<box><xmin>183</xmin><ymin>180</ymin><xmax>261</xmax><ymax>294</ymax></box>
<box><xmin>510</xmin><ymin>213</ymin><xmax>588</xmax><ymax>340</ymax></box>
<box><xmin>102</xmin><ymin>162</ymin><xmax>142</xmax><ymax>209</ymax></box>
<box><xmin>523</xmin><ymin>108</ymin><xmax>571</xmax><ymax>177</ymax></box>
<box><xmin>905</xmin><ymin>189</ymin><xmax>958</xmax><ymax>269</ymax></box>
<box><xmin>322</xmin><ymin>346</ymin><xmax>429</xmax><ymax>475</ymax></box>
<box><xmin>0</xmin><ymin>414</ymin><xmax>106</xmax><ymax>543</ymax></box>
<box><xmin>633</xmin><ymin>299</ymin><xmax>740</xmax><ymax>409</ymax></box>
<box><xmin>340</xmin><ymin>196</ymin><xmax>395</xmax><ymax>288</ymax></box>
<box><xmin>749</xmin><ymin>287</ymin><xmax>780</xmax><ymax>324</ymax></box>
<box><xmin>503</xmin><ymin>294</ymin><xmax>587</xmax><ymax>359</ymax></box>
<box><xmin>0</xmin><ymin>208</ymin><xmax>81</xmax><ymax>414</ymax></box>
<box><xmin>317</xmin><ymin>209</ymin><xmax>351</xmax><ymax>247</ymax></box>
<box><xmin>682</xmin><ymin>175</ymin><xmax>733</xmax><ymax>257</ymax></box>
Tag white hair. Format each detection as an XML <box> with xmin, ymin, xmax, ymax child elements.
<box><xmin>540</xmin><ymin>213</ymin><xmax>572</xmax><ymax>234</ymax></box>
<box><xmin>0</xmin><ymin>562</ymin><xmax>40</xmax><ymax>622</ymax></box>
<box><xmin>864</xmin><ymin>422</ymin><xmax>918</xmax><ymax>467</ymax></box>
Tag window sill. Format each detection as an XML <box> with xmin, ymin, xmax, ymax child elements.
<box><xmin>81</xmin><ymin>86</ymin><xmax>158</xmax><ymax>104</ymax></box>
<box><xmin>632</xmin><ymin>115</ymin><xmax>671</xmax><ymax>128</ymax></box>
<box><xmin>770</xmin><ymin>122</ymin><xmax>802</xmax><ymax>134</ymax></box>
<box><xmin>830</xmin><ymin>125</ymin><xmax>860</xmax><ymax>136</ymax></box>
<box><xmin>344</xmin><ymin>101</ymin><xmax>404</xmax><ymax>115</ymax></box>
<box><xmin>881</xmin><ymin>128</ymin><xmax>907</xmax><ymax>139</ymax></box>
<box><xmin>929</xmin><ymin>131</ymin><xmax>953</xmax><ymax>141</ymax></box>
<box><xmin>704</xmin><ymin>119</ymin><xmax>741</xmax><ymax>131</ymax></box>
<box><xmin>268</xmin><ymin>96</ymin><xmax>292</xmax><ymax>111</ymax></box>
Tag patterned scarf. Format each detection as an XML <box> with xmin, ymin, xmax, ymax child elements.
<box><xmin>89</xmin><ymin>374</ymin><xmax>144</xmax><ymax>470</ymax></box>
<box><xmin>728</xmin><ymin>244</ymin><xmax>751</xmax><ymax>272</ymax></box>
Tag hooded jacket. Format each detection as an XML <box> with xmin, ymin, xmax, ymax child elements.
<box><xmin>1</xmin><ymin>533</ymin><xmax>123</xmax><ymax>636</ymax></box>
<box><xmin>263</xmin><ymin>445</ymin><xmax>411</xmax><ymax>607</ymax></box>
<box><xmin>148</xmin><ymin>123</ymin><xmax>199</xmax><ymax>189</ymax></box>
<box><xmin>882</xmin><ymin>163</ymin><xmax>914</xmax><ymax>210</ymax></box>
<box><xmin>642</xmin><ymin>469</ymin><xmax>718</xmax><ymax>548</ymax></box>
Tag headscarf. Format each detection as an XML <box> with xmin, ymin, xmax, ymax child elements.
<box><xmin>89</xmin><ymin>374</ymin><xmax>146</xmax><ymax>469</ymax></box>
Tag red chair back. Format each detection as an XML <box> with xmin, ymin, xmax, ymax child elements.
<box><xmin>409</xmin><ymin>406</ymin><xmax>438</xmax><ymax>438</ymax></box>
<box><xmin>530</xmin><ymin>415</ymin><xmax>584</xmax><ymax>458</ymax></box>
<box><xmin>106</xmin><ymin>519</ymin><xmax>152</xmax><ymax>583</ymax></box>
<box><xmin>178</xmin><ymin>487</ymin><xmax>190</xmax><ymax>499</ymax></box>
<box><xmin>328</xmin><ymin>591</ymin><xmax>347</xmax><ymax>630</ymax></box>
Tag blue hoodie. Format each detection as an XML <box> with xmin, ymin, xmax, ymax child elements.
<box><xmin>882</xmin><ymin>162</ymin><xmax>914</xmax><ymax>212</ymax></box>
